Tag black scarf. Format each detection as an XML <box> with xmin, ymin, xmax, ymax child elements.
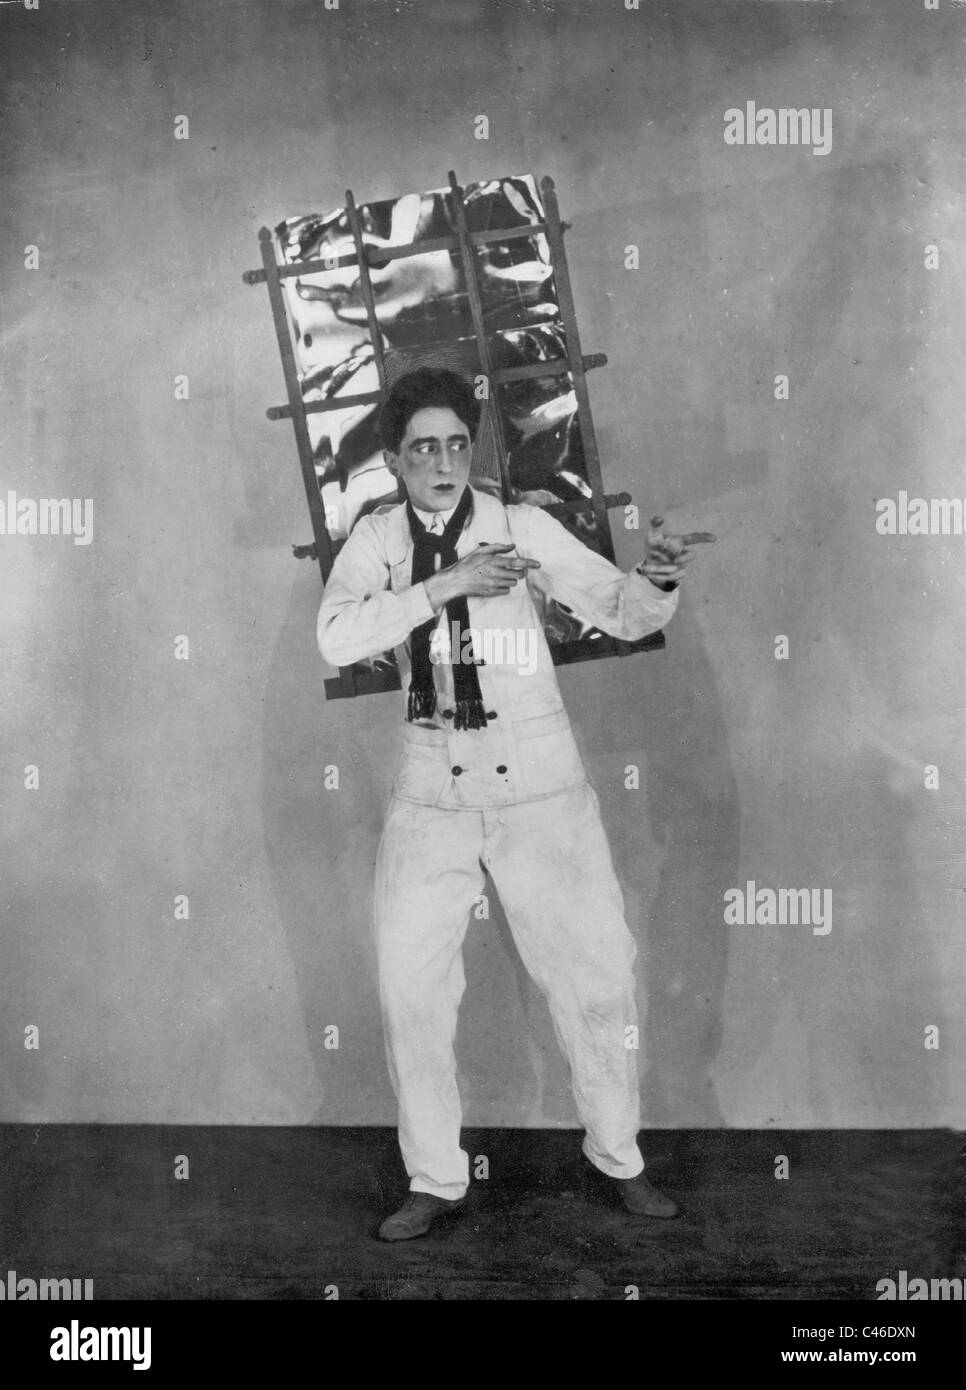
<box><xmin>405</xmin><ymin>485</ymin><xmax>489</xmax><ymax>731</ymax></box>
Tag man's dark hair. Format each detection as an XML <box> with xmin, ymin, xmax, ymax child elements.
<box><xmin>379</xmin><ymin>367</ymin><xmax>481</xmax><ymax>453</ymax></box>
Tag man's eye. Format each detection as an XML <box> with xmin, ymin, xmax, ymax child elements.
<box><xmin>415</xmin><ymin>444</ymin><xmax>437</xmax><ymax>455</ymax></box>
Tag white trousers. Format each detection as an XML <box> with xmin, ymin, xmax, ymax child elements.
<box><xmin>372</xmin><ymin>782</ymin><xmax>645</xmax><ymax>1199</ymax></box>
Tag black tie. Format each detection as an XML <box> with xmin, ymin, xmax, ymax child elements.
<box><xmin>405</xmin><ymin>486</ymin><xmax>489</xmax><ymax>731</ymax></box>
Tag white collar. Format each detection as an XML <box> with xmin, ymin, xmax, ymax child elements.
<box><xmin>413</xmin><ymin>502</ymin><xmax>458</xmax><ymax>530</ymax></box>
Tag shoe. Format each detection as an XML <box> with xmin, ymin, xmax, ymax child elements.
<box><xmin>377</xmin><ymin>1191</ymin><xmax>468</xmax><ymax>1242</ymax></box>
<box><xmin>609</xmin><ymin>1171</ymin><xmax>680</xmax><ymax>1219</ymax></box>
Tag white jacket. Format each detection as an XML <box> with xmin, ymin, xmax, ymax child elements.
<box><xmin>317</xmin><ymin>486</ymin><xmax>678</xmax><ymax>807</ymax></box>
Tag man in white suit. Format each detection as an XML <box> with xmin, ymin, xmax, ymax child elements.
<box><xmin>317</xmin><ymin>368</ymin><xmax>712</xmax><ymax>1240</ymax></box>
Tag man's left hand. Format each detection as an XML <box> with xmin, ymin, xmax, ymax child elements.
<box><xmin>637</xmin><ymin>515</ymin><xmax>716</xmax><ymax>590</ymax></box>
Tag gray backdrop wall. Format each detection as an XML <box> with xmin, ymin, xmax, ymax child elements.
<box><xmin>2</xmin><ymin>0</ymin><xmax>963</xmax><ymax>1128</ymax></box>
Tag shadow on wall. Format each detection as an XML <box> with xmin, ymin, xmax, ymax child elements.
<box><xmin>586</xmin><ymin>599</ymin><xmax>740</xmax><ymax>1129</ymax></box>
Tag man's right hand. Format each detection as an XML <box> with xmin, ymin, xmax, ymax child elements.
<box><xmin>423</xmin><ymin>543</ymin><xmax>541</xmax><ymax>609</ymax></box>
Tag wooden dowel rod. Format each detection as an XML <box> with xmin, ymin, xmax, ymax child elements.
<box><xmin>244</xmin><ymin>217</ymin><xmax>555</xmax><ymax>285</ymax></box>
<box><xmin>266</xmin><ymin>388</ymin><xmax>383</xmax><ymax>421</ymax></box>
<box><xmin>344</xmin><ymin>190</ymin><xmax>387</xmax><ymax>392</ymax></box>
<box><xmin>493</xmin><ymin>352</ymin><xmax>608</xmax><ymax>386</ymax></box>
<box><xmin>447</xmin><ymin>170</ymin><xmax>512</xmax><ymax>502</ymax></box>
<box><xmin>257</xmin><ymin>226</ymin><xmax>355</xmax><ymax>698</ymax></box>
<box><xmin>539</xmin><ymin>176</ymin><xmax>614</xmax><ymax>563</ymax></box>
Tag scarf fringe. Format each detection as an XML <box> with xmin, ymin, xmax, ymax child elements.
<box><xmin>407</xmin><ymin>685</ymin><xmax>437</xmax><ymax>722</ymax></box>
<box><xmin>453</xmin><ymin>697</ymin><xmax>489</xmax><ymax>732</ymax></box>
<box><xmin>407</xmin><ymin>687</ymin><xmax>490</xmax><ymax>732</ymax></box>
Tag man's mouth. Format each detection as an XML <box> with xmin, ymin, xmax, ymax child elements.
<box><xmin>433</xmin><ymin>483</ymin><xmax>455</xmax><ymax>492</ymax></box>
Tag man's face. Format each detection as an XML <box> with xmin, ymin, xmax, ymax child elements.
<box><xmin>384</xmin><ymin>406</ymin><xmax>473</xmax><ymax>512</ymax></box>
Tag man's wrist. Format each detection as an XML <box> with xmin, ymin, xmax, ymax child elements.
<box><xmin>634</xmin><ymin>562</ymin><xmax>679</xmax><ymax>594</ymax></box>
<box><xmin>423</xmin><ymin>570</ymin><xmax>454</xmax><ymax>611</ymax></box>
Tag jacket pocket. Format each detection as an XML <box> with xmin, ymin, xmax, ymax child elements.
<box><xmin>391</xmin><ymin>740</ymin><xmax>451</xmax><ymax>805</ymax></box>
<box><xmin>511</xmin><ymin>708</ymin><xmax>587</xmax><ymax>799</ymax></box>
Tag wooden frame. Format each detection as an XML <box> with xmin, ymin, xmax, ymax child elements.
<box><xmin>243</xmin><ymin>172</ymin><xmax>665</xmax><ymax>700</ymax></box>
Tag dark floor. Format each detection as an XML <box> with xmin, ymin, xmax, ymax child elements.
<box><xmin>0</xmin><ymin>1126</ymin><xmax>963</xmax><ymax>1300</ymax></box>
